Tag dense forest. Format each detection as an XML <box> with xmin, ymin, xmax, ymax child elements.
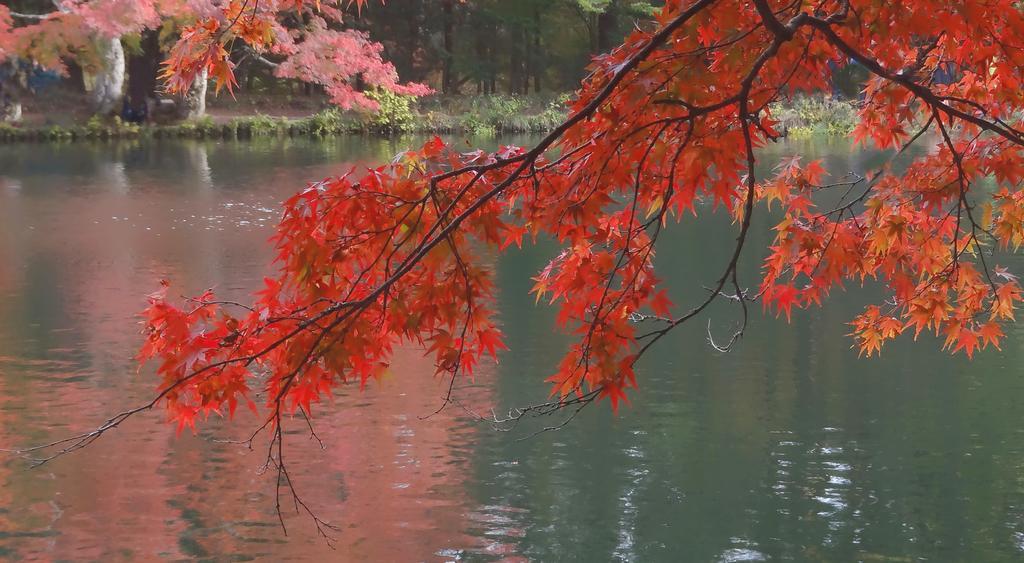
<box><xmin>357</xmin><ymin>0</ymin><xmax>657</xmax><ymax>95</ymax></box>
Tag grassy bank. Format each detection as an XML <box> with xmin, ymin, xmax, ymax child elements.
<box><xmin>0</xmin><ymin>93</ymin><xmax>568</xmax><ymax>143</ymax></box>
<box><xmin>770</xmin><ymin>95</ymin><xmax>859</xmax><ymax>138</ymax></box>
<box><xmin>0</xmin><ymin>93</ymin><xmax>856</xmax><ymax>144</ymax></box>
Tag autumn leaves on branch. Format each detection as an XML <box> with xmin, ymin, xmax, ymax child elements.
<box><xmin>127</xmin><ymin>0</ymin><xmax>1024</xmax><ymax>434</ymax></box>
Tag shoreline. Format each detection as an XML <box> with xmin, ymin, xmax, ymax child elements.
<box><xmin>0</xmin><ymin>95</ymin><xmax>858</xmax><ymax>144</ymax></box>
<box><xmin>0</xmin><ymin>112</ymin><xmax>556</xmax><ymax>143</ymax></box>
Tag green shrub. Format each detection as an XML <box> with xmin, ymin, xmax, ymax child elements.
<box><xmin>461</xmin><ymin>95</ymin><xmax>525</xmax><ymax>133</ymax></box>
<box><xmin>231</xmin><ymin>113</ymin><xmax>286</xmax><ymax>137</ymax></box>
<box><xmin>419</xmin><ymin>111</ymin><xmax>458</xmax><ymax>133</ymax></box>
<box><xmin>304</xmin><ymin>108</ymin><xmax>351</xmax><ymax>136</ymax></box>
<box><xmin>84</xmin><ymin>115</ymin><xmax>107</xmax><ymax>138</ymax></box>
<box><xmin>771</xmin><ymin>95</ymin><xmax>857</xmax><ymax>137</ymax></box>
<box><xmin>365</xmin><ymin>89</ymin><xmax>416</xmax><ymax>133</ymax></box>
<box><xmin>80</xmin><ymin>115</ymin><xmax>140</xmax><ymax>139</ymax></box>
<box><xmin>0</xmin><ymin>123</ymin><xmax>19</xmax><ymax>141</ymax></box>
<box><xmin>45</xmin><ymin>125</ymin><xmax>73</xmax><ymax>141</ymax></box>
<box><xmin>443</xmin><ymin>94</ymin><xmax>567</xmax><ymax>134</ymax></box>
<box><xmin>221</xmin><ymin>120</ymin><xmax>239</xmax><ymax>139</ymax></box>
<box><xmin>460</xmin><ymin>113</ymin><xmax>496</xmax><ymax>136</ymax></box>
<box><xmin>177</xmin><ymin>115</ymin><xmax>218</xmax><ymax>138</ymax></box>
<box><xmin>519</xmin><ymin>94</ymin><xmax>569</xmax><ymax>132</ymax></box>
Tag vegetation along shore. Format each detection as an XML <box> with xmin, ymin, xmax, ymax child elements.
<box><xmin>0</xmin><ymin>93</ymin><xmax>856</xmax><ymax>144</ymax></box>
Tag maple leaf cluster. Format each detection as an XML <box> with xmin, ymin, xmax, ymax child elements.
<box><xmin>133</xmin><ymin>0</ymin><xmax>1024</xmax><ymax>429</ymax></box>
<box><xmin>140</xmin><ymin>138</ymin><xmax>513</xmax><ymax>430</ymax></box>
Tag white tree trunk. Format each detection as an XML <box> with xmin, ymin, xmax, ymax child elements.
<box><xmin>1</xmin><ymin>62</ymin><xmax>27</xmax><ymax>122</ymax></box>
<box><xmin>91</xmin><ymin>36</ymin><xmax>126</xmax><ymax>115</ymax></box>
<box><xmin>2</xmin><ymin>100</ymin><xmax>22</xmax><ymax>123</ymax></box>
<box><xmin>178</xmin><ymin>68</ymin><xmax>208</xmax><ymax>120</ymax></box>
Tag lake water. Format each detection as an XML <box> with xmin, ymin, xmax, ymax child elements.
<box><xmin>1</xmin><ymin>135</ymin><xmax>1023</xmax><ymax>561</ymax></box>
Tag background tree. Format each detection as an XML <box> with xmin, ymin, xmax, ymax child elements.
<box><xmin>0</xmin><ymin>0</ymin><xmax>430</xmax><ymax>118</ymax></box>
<box><xmin>0</xmin><ymin>0</ymin><xmax>218</xmax><ymax>117</ymax></box>
<box><xmin>576</xmin><ymin>0</ymin><xmax>657</xmax><ymax>54</ymax></box>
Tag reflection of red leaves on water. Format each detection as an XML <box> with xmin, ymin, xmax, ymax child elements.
<box><xmin>0</xmin><ymin>167</ymin><xmax>528</xmax><ymax>560</ymax></box>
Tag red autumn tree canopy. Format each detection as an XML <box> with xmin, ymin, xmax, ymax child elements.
<box><xmin>28</xmin><ymin>0</ymin><xmax>1024</xmax><ymax>473</ymax></box>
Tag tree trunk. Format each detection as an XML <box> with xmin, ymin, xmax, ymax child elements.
<box><xmin>532</xmin><ymin>7</ymin><xmax>542</xmax><ymax>93</ymax></box>
<box><xmin>126</xmin><ymin>30</ymin><xmax>161</xmax><ymax>111</ymax></box>
<box><xmin>597</xmin><ymin>5</ymin><xmax>618</xmax><ymax>53</ymax></box>
<box><xmin>177</xmin><ymin>68</ymin><xmax>208</xmax><ymax>120</ymax></box>
<box><xmin>474</xmin><ymin>26</ymin><xmax>490</xmax><ymax>94</ymax></box>
<box><xmin>245</xmin><ymin>62</ymin><xmax>257</xmax><ymax>91</ymax></box>
<box><xmin>0</xmin><ymin>66</ymin><xmax>25</xmax><ymax>123</ymax></box>
<box><xmin>404</xmin><ymin>2</ymin><xmax>422</xmax><ymax>81</ymax></box>
<box><xmin>522</xmin><ymin>25</ymin><xmax>531</xmax><ymax>95</ymax></box>
<box><xmin>91</xmin><ymin>36</ymin><xmax>126</xmax><ymax>116</ymax></box>
<box><xmin>1</xmin><ymin>97</ymin><xmax>22</xmax><ymax>123</ymax></box>
<box><xmin>67</xmin><ymin>62</ymin><xmax>86</xmax><ymax>94</ymax></box>
<box><xmin>509</xmin><ymin>38</ymin><xmax>522</xmax><ymax>95</ymax></box>
<box><xmin>442</xmin><ymin>0</ymin><xmax>455</xmax><ymax>94</ymax></box>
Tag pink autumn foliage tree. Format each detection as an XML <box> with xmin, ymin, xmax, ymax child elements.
<box><xmin>161</xmin><ymin>0</ymin><xmax>431</xmax><ymax>108</ymax></box>
<box><xmin>0</xmin><ymin>0</ymin><xmax>176</xmax><ymax>70</ymax></box>
<box><xmin>273</xmin><ymin>20</ymin><xmax>431</xmax><ymax>110</ymax></box>
<box><xmin>0</xmin><ymin>7</ymin><xmax>11</xmax><ymax>70</ymax></box>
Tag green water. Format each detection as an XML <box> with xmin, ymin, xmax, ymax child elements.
<box><xmin>0</xmin><ymin>135</ymin><xmax>1023</xmax><ymax>561</ymax></box>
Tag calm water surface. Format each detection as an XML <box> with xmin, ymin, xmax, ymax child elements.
<box><xmin>1</xmin><ymin>135</ymin><xmax>1024</xmax><ymax>561</ymax></box>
